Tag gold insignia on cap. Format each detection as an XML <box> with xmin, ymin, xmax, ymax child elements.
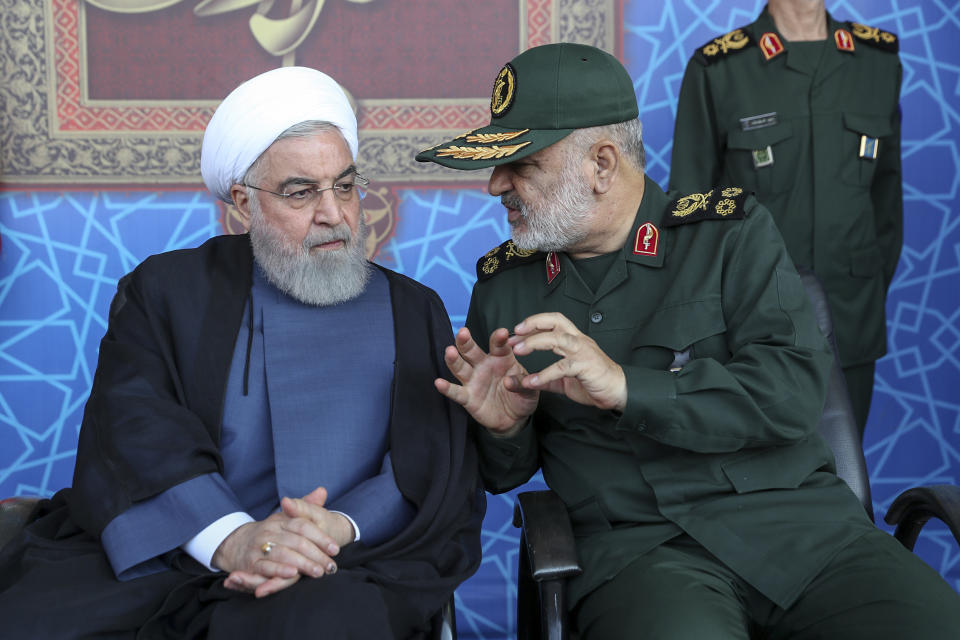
<box><xmin>466</xmin><ymin>130</ymin><xmax>530</xmax><ymax>143</ymax></box>
<box><xmin>491</xmin><ymin>64</ymin><xmax>517</xmax><ymax>117</ymax></box>
<box><xmin>671</xmin><ymin>189</ymin><xmax>714</xmax><ymax>218</ymax></box>
<box><xmin>702</xmin><ymin>29</ymin><xmax>749</xmax><ymax>58</ymax></box>
<box><xmin>434</xmin><ymin>141</ymin><xmax>532</xmax><ymax>161</ymax></box>
<box><xmin>721</xmin><ymin>187</ymin><xmax>743</xmax><ymax>197</ymax></box>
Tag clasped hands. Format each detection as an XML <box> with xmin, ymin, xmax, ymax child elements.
<box><xmin>212</xmin><ymin>486</ymin><xmax>353</xmax><ymax>598</ymax></box>
<box><xmin>435</xmin><ymin>312</ymin><xmax>627</xmax><ymax>435</ymax></box>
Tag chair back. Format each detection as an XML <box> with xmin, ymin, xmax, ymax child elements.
<box><xmin>798</xmin><ymin>269</ymin><xmax>874</xmax><ymax>521</ymax></box>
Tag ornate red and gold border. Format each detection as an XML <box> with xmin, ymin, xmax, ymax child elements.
<box><xmin>2</xmin><ymin>0</ymin><xmax>617</xmax><ymax>186</ymax></box>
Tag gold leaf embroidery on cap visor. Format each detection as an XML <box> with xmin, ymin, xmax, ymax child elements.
<box><xmin>434</xmin><ymin>141</ymin><xmax>532</xmax><ymax>161</ymax></box>
<box><xmin>465</xmin><ymin>130</ymin><xmax>530</xmax><ymax>143</ymax></box>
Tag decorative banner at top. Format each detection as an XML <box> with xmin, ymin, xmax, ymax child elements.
<box><xmin>1</xmin><ymin>0</ymin><xmax>617</xmax><ymax>186</ymax></box>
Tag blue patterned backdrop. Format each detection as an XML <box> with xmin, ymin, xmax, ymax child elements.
<box><xmin>1</xmin><ymin>1</ymin><xmax>958</xmax><ymax>637</ymax></box>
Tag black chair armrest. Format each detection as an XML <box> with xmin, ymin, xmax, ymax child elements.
<box><xmin>513</xmin><ymin>490</ymin><xmax>582</xmax><ymax>640</ymax></box>
<box><xmin>883</xmin><ymin>485</ymin><xmax>960</xmax><ymax>551</ymax></box>
<box><xmin>0</xmin><ymin>497</ymin><xmax>42</xmax><ymax>550</ymax></box>
<box><xmin>514</xmin><ymin>490</ymin><xmax>582</xmax><ymax>581</ymax></box>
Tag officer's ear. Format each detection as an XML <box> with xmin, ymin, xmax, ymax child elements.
<box><xmin>590</xmin><ymin>140</ymin><xmax>618</xmax><ymax>195</ymax></box>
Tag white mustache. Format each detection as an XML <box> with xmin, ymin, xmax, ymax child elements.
<box><xmin>302</xmin><ymin>224</ymin><xmax>352</xmax><ymax>250</ymax></box>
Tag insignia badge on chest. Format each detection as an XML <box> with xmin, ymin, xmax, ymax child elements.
<box><xmin>835</xmin><ymin>28</ymin><xmax>855</xmax><ymax>52</ymax></box>
<box><xmin>758</xmin><ymin>32</ymin><xmax>784</xmax><ymax>61</ymax></box>
<box><xmin>545</xmin><ymin>252</ymin><xmax>561</xmax><ymax>284</ymax></box>
<box><xmin>859</xmin><ymin>135</ymin><xmax>879</xmax><ymax>160</ymax></box>
<box><xmin>752</xmin><ymin>146</ymin><xmax>774</xmax><ymax>168</ymax></box>
<box><xmin>633</xmin><ymin>222</ymin><xmax>660</xmax><ymax>256</ymax></box>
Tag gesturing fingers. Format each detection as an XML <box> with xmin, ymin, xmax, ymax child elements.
<box><xmin>506</xmin><ymin>312</ymin><xmax>627</xmax><ymax>411</ymax></box>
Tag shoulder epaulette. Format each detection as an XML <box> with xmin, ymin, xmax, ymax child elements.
<box><xmin>475</xmin><ymin>240</ymin><xmax>544</xmax><ymax>281</ymax></box>
<box><xmin>663</xmin><ymin>186</ymin><xmax>749</xmax><ymax>227</ymax></box>
<box><xmin>848</xmin><ymin>21</ymin><xmax>899</xmax><ymax>53</ymax></box>
<box><xmin>694</xmin><ymin>28</ymin><xmax>753</xmax><ymax>65</ymax></box>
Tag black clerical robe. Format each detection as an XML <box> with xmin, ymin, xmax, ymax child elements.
<box><xmin>0</xmin><ymin>234</ymin><xmax>484</xmax><ymax>639</ymax></box>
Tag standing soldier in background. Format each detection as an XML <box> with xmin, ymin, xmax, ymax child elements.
<box><xmin>670</xmin><ymin>0</ymin><xmax>902</xmax><ymax>439</ymax></box>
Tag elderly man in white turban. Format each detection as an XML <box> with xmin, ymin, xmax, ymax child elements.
<box><xmin>0</xmin><ymin>67</ymin><xmax>483</xmax><ymax>640</ymax></box>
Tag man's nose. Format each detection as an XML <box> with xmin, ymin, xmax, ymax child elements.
<box><xmin>311</xmin><ymin>189</ymin><xmax>345</xmax><ymax>226</ymax></box>
<box><xmin>488</xmin><ymin>165</ymin><xmax>514</xmax><ymax>196</ymax></box>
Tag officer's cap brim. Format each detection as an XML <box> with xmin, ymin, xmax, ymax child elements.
<box><xmin>415</xmin><ymin>125</ymin><xmax>574</xmax><ymax>170</ymax></box>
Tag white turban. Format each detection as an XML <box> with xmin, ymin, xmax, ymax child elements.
<box><xmin>200</xmin><ymin>66</ymin><xmax>358</xmax><ymax>203</ymax></box>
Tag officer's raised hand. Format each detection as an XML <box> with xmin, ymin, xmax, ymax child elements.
<box><xmin>435</xmin><ymin>326</ymin><xmax>540</xmax><ymax>437</ymax></box>
<box><xmin>509</xmin><ymin>312</ymin><xmax>627</xmax><ymax>412</ymax></box>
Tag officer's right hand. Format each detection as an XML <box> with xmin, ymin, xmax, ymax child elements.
<box><xmin>435</xmin><ymin>326</ymin><xmax>539</xmax><ymax>437</ymax></box>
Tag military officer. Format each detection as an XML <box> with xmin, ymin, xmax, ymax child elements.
<box><xmin>670</xmin><ymin>0</ymin><xmax>903</xmax><ymax>438</ymax></box>
<box><xmin>417</xmin><ymin>42</ymin><xmax>959</xmax><ymax>639</ymax></box>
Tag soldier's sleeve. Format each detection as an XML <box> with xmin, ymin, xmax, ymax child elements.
<box><xmin>464</xmin><ymin>283</ymin><xmax>541</xmax><ymax>494</ymax></box>
<box><xmin>615</xmin><ymin>201</ymin><xmax>834</xmax><ymax>453</ymax></box>
<box><xmin>669</xmin><ymin>57</ymin><xmax>724</xmax><ymax>193</ymax></box>
<box><xmin>871</xmin><ymin>60</ymin><xmax>903</xmax><ymax>290</ymax></box>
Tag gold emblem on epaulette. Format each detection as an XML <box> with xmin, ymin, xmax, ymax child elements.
<box><xmin>491</xmin><ymin>64</ymin><xmax>517</xmax><ymax>117</ymax></box>
<box><xmin>721</xmin><ymin>187</ymin><xmax>743</xmax><ymax>197</ymax></box>
<box><xmin>466</xmin><ymin>130</ymin><xmax>529</xmax><ymax>143</ymax></box>
<box><xmin>715</xmin><ymin>198</ymin><xmax>736</xmax><ymax>216</ymax></box>
<box><xmin>851</xmin><ymin>22</ymin><xmax>896</xmax><ymax>44</ymax></box>
<box><xmin>482</xmin><ymin>257</ymin><xmax>499</xmax><ymax>274</ymax></box>
<box><xmin>504</xmin><ymin>242</ymin><xmax>536</xmax><ymax>260</ymax></box>
<box><xmin>672</xmin><ymin>189</ymin><xmax>714</xmax><ymax>218</ymax></box>
<box><xmin>435</xmin><ymin>142</ymin><xmax>531</xmax><ymax>161</ymax></box>
<box><xmin>702</xmin><ymin>29</ymin><xmax>749</xmax><ymax>58</ymax></box>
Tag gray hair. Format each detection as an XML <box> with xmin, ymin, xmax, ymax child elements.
<box><xmin>565</xmin><ymin>117</ymin><xmax>646</xmax><ymax>171</ymax></box>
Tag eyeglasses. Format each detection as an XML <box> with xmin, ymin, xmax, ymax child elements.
<box><xmin>244</xmin><ymin>174</ymin><xmax>369</xmax><ymax>209</ymax></box>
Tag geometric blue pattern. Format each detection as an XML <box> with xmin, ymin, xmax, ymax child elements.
<box><xmin>0</xmin><ymin>2</ymin><xmax>957</xmax><ymax>637</ymax></box>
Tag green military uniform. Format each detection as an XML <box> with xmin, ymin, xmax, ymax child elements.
<box><xmin>468</xmin><ymin>178</ymin><xmax>876</xmax><ymax>610</ymax></box>
<box><xmin>669</xmin><ymin>8</ymin><xmax>903</xmax><ymax>434</ymax></box>
<box><xmin>417</xmin><ymin>42</ymin><xmax>959</xmax><ymax>639</ymax></box>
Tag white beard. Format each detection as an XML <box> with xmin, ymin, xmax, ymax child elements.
<box><xmin>506</xmin><ymin>160</ymin><xmax>594</xmax><ymax>252</ymax></box>
<box><xmin>249</xmin><ymin>201</ymin><xmax>371</xmax><ymax>306</ymax></box>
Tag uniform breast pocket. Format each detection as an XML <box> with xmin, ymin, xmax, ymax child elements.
<box><xmin>628</xmin><ymin>298</ymin><xmax>728</xmax><ymax>371</ymax></box>
<box><xmin>840</xmin><ymin>113</ymin><xmax>893</xmax><ymax>187</ymax></box>
<box><xmin>724</xmin><ymin>122</ymin><xmax>795</xmax><ymax>196</ymax></box>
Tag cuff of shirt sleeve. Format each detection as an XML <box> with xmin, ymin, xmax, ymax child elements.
<box><xmin>183</xmin><ymin>511</ymin><xmax>255</xmax><ymax>572</ymax></box>
<box><xmin>329</xmin><ymin>510</ymin><xmax>361</xmax><ymax>542</ymax></box>
<box><xmin>615</xmin><ymin>365</ymin><xmax>677</xmax><ymax>436</ymax></box>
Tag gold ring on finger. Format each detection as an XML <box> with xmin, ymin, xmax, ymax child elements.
<box><xmin>261</xmin><ymin>541</ymin><xmax>276</xmax><ymax>555</ymax></box>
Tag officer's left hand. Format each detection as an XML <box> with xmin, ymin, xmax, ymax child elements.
<box><xmin>509</xmin><ymin>312</ymin><xmax>627</xmax><ymax>412</ymax></box>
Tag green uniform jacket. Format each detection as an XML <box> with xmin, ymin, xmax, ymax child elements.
<box><xmin>468</xmin><ymin>178</ymin><xmax>875</xmax><ymax>609</ymax></box>
<box><xmin>669</xmin><ymin>7</ymin><xmax>903</xmax><ymax>368</ymax></box>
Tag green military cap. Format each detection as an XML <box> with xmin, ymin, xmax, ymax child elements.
<box><xmin>416</xmin><ymin>42</ymin><xmax>638</xmax><ymax>170</ymax></box>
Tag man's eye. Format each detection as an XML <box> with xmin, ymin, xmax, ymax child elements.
<box><xmin>334</xmin><ymin>183</ymin><xmax>355</xmax><ymax>193</ymax></box>
<box><xmin>287</xmin><ymin>187</ymin><xmax>314</xmax><ymax>199</ymax></box>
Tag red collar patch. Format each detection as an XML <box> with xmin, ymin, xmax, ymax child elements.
<box><xmin>633</xmin><ymin>222</ymin><xmax>660</xmax><ymax>257</ymax></box>
<box><xmin>758</xmin><ymin>32</ymin><xmax>785</xmax><ymax>60</ymax></box>
<box><xmin>545</xmin><ymin>252</ymin><xmax>561</xmax><ymax>284</ymax></box>
<box><xmin>834</xmin><ymin>28</ymin><xmax>855</xmax><ymax>52</ymax></box>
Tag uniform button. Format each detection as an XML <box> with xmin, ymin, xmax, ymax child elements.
<box><xmin>590</xmin><ymin>311</ymin><xmax>603</xmax><ymax>324</ymax></box>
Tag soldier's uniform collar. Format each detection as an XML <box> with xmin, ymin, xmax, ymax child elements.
<box><xmin>748</xmin><ymin>8</ymin><xmax>856</xmax><ymax>62</ymax></box>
